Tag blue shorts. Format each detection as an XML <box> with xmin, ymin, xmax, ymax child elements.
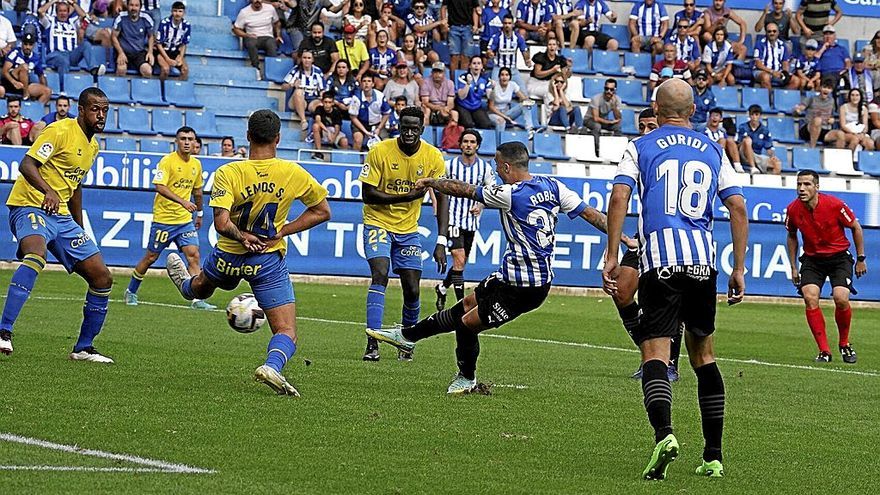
<box><xmin>202</xmin><ymin>249</ymin><xmax>294</xmax><ymax>310</ymax></box>
<box><xmin>363</xmin><ymin>224</ymin><xmax>423</xmax><ymax>273</ymax></box>
<box><xmin>8</xmin><ymin>206</ymin><xmax>100</xmax><ymax>273</ymax></box>
<box><xmin>148</xmin><ymin>221</ymin><xmax>199</xmax><ymax>253</ymax></box>
<box><xmin>448</xmin><ymin>25</ymin><xmax>472</xmax><ymax>56</ymax></box>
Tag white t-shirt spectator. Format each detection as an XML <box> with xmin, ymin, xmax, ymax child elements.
<box><xmin>489</xmin><ymin>81</ymin><xmax>522</xmax><ymax>113</ymax></box>
<box><xmin>0</xmin><ymin>15</ymin><xmax>16</xmax><ymax>52</ymax></box>
<box><xmin>234</xmin><ymin>4</ymin><xmax>279</xmax><ymax>38</ymax></box>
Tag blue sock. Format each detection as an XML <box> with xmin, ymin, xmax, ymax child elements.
<box><xmin>127</xmin><ymin>269</ymin><xmax>145</xmax><ymax>294</ymax></box>
<box><xmin>180</xmin><ymin>278</ymin><xmax>196</xmax><ymax>300</ymax></box>
<box><xmin>0</xmin><ymin>254</ymin><xmax>45</xmax><ymax>332</ymax></box>
<box><xmin>402</xmin><ymin>300</ymin><xmax>420</xmax><ymax>327</ymax></box>
<box><xmin>265</xmin><ymin>334</ymin><xmax>296</xmax><ymax>373</ymax></box>
<box><xmin>74</xmin><ymin>287</ymin><xmax>111</xmax><ymax>351</ymax></box>
<box><xmin>366</xmin><ymin>284</ymin><xmax>386</xmax><ymax>330</ymax></box>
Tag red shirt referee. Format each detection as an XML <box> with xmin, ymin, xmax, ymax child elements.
<box><xmin>785</xmin><ymin>170</ymin><xmax>867</xmax><ymax>364</ymax></box>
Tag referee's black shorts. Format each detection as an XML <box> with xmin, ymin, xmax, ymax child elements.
<box><xmin>634</xmin><ymin>265</ymin><xmax>717</xmax><ymax>346</ymax></box>
<box><xmin>447</xmin><ymin>226</ymin><xmax>475</xmax><ymax>256</ymax></box>
<box><xmin>799</xmin><ymin>250</ymin><xmax>856</xmax><ymax>293</ymax></box>
<box><xmin>475</xmin><ymin>273</ymin><xmax>550</xmax><ymax>329</ymax></box>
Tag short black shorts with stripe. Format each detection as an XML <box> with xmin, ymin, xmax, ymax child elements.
<box><xmin>634</xmin><ymin>265</ymin><xmax>717</xmax><ymax>346</ymax></box>
<box><xmin>475</xmin><ymin>273</ymin><xmax>550</xmax><ymax>329</ymax></box>
<box><xmin>799</xmin><ymin>250</ymin><xmax>855</xmax><ymax>293</ymax></box>
<box><xmin>447</xmin><ymin>226</ymin><xmax>475</xmax><ymax>255</ymax></box>
<box><xmin>620</xmin><ymin>248</ymin><xmax>639</xmax><ymax>270</ymax></box>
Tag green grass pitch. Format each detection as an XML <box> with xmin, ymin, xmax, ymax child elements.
<box><xmin>1</xmin><ymin>270</ymin><xmax>878</xmax><ymax>493</ymax></box>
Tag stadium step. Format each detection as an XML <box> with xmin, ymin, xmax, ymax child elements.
<box><xmin>188</xmin><ymin>15</ymin><xmax>233</xmax><ymax>34</ymax></box>
<box><xmin>186</xmin><ymin>1</ymin><xmax>220</xmax><ymax>17</ymax></box>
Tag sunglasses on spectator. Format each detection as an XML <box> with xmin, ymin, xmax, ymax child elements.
<box><xmin>684</xmin><ymin>2</ymin><xmax>694</xmax><ymax>6</ymax></box>
<box><xmin>767</xmin><ymin>30</ymin><xmax>778</xmax><ymax>34</ymax></box>
<box><xmin>554</xmin><ymin>80</ymin><xmax>565</xmax><ymax>84</ymax></box>
<box><xmin>414</xmin><ymin>4</ymin><xmax>425</xmax><ymax>9</ymax></box>
<box><xmin>604</xmin><ymin>86</ymin><xmax>616</xmax><ymax>92</ymax></box>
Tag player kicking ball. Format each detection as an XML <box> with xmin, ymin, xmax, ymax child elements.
<box><xmin>0</xmin><ymin>88</ymin><xmax>114</xmax><ymax>362</ymax></box>
<box><xmin>124</xmin><ymin>126</ymin><xmax>215</xmax><ymax>310</ymax></box>
<box><xmin>164</xmin><ymin>110</ymin><xmax>331</xmax><ymax>396</ymax></box>
<box><xmin>367</xmin><ymin>141</ymin><xmax>635</xmax><ymax>394</ymax></box>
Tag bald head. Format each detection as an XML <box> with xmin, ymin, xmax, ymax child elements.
<box><xmin>654</xmin><ymin>79</ymin><xmax>695</xmax><ymax>123</ymax></box>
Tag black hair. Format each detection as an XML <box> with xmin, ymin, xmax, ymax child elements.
<box><xmin>460</xmin><ymin>128</ymin><xmax>482</xmax><ymax>146</ymax></box>
<box><xmin>820</xmin><ymin>77</ymin><xmax>835</xmax><ymax>89</ymax></box>
<box><xmin>6</xmin><ymin>95</ymin><xmax>21</xmax><ymax>104</ymax></box>
<box><xmin>708</xmin><ymin>107</ymin><xmax>723</xmax><ymax>115</ymax></box>
<box><xmin>171</xmin><ymin>1</ymin><xmax>185</xmax><ymax>9</ymax></box>
<box><xmin>247</xmin><ymin>109</ymin><xmax>281</xmax><ymax>145</ymax></box>
<box><xmin>399</xmin><ymin>106</ymin><xmax>425</xmax><ymax>123</ymax></box>
<box><xmin>638</xmin><ymin>107</ymin><xmax>655</xmax><ymax>119</ymax></box>
<box><xmin>79</xmin><ymin>87</ymin><xmax>108</xmax><ymax>106</ymax></box>
<box><xmin>176</xmin><ymin>125</ymin><xmax>196</xmax><ymax>136</ymax></box>
<box><xmin>498</xmin><ymin>67</ymin><xmax>512</xmax><ymax>77</ymax></box>
<box><xmin>56</xmin><ymin>95</ymin><xmax>71</xmax><ymax>105</ymax></box>
<box><xmin>311</xmin><ymin>22</ymin><xmax>324</xmax><ymax>31</ymax></box>
<box><xmin>222</xmin><ymin>136</ymin><xmax>235</xmax><ymax>146</ymax></box>
<box><xmin>605</xmin><ymin>78</ymin><xmax>617</xmax><ymax>87</ymax></box>
<box><xmin>394</xmin><ymin>95</ymin><xmax>408</xmax><ymax>103</ymax></box>
<box><xmin>797</xmin><ymin>169</ymin><xmax>819</xmax><ymax>183</ymax></box>
<box><xmin>195</xmin><ymin>136</ymin><xmax>203</xmax><ymax>145</ymax></box>
<box><xmin>321</xmin><ymin>90</ymin><xmax>337</xmax><ymax>100</ymax></box>
<box><xmin>503</xmin><ymin>14</ymin><xmax>514</xmax><ymax>22</ymax></box>
<box><xmin>496</xmin><ymin>141</ymin><xmax>530</xmax><ymax>170</ymax></box>
<box><xmin>361</xmin><ymin>72</ymin><xmax>374</xmax><ymax>81</ymax></box>
<box><xmin>748</xmin><ymin>104</ymin><xmax>762</xmax><ymax>115</ymax></box>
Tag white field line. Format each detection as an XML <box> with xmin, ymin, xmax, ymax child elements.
<box><xmin>12</xmin><ymin>295</ymin><xmax>880</xmax><ymax>378</ymax></box>
<box><xmin>0</xmin><ymin>465</ymin><xmax>176</xmax><ymax>473</ymax></box>
<box><xmin>0</xmin><ymin>433</ymin><xmax>215</xmax><ymax>474</ymax></box>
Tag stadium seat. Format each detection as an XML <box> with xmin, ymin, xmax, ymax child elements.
<box><xmin>849</xmin><ymin>178</ymin><xmax>880</xmax><ymax>193</ymax></box>
<box><xmin>837</xmin><ymin>38</ymin><xmax>851</xmax><ymax>55</ymax></box>
<box><xmin>265</xmin><ymin>57</ymin><xmax>294</xmax><ymax>84</ymax></box>
<box><xmin>564</xmin><ymin>134</ymin><xmax>599</xmax><ymax>161</ymax></box>
<box><xmin>45</xmin><ymin>72</ymin><xmax>61</xmax><ymax>94</ymax></box>
<box><xmin>751</xmin><ymin>174</ymin><xmax>783</xmax><ymax>188</ymax></box>
<box><xmin>564</xmin><ymin>48</ymin><xmax>590</xmax><ymax>75</ymax></box>
<box><xmin>735</xmin><ymin>114</ymin><xmax>749</xmax><ymax>127</ymax></box>
<box><xmin>598</xmin><ymin>136</ymin><xmax>628</xmax><ymax>162</ymax></box>
<box><xmin>0</xmin><ymin>99</ymin><xmax>6</xmax><ymax>115</ymax></box>
<box><xmin>600</xmin><ymin>24</ymin><xmax>630</xmax><ymax>50</ymax></box>
<box><xmin>533</xmin><ymin>132</ymin><xmax>569</xmax><ymax>160</ymax></box>
<box><xmin>741</xmin><ymin>87</ymin><xmax>770</xmax><ymax>110</ymax></box>
<box><xmin>620</xmin><ymin>108</ymin><xmax>638</xmax><ymax>136</ymax></box>
<box><xmin>556</xmin><ymin>162</ymin><xmax>587</xmax><ymax>177</ymax></box>
<box><xmin>772</xmin><ymin>89</ymin><xmax>801</xmax><ymax>114</ymax></box>
<box><xmin>102</xmin><ymin>108</ymin><xmax>123</xmax><ymax>133</ymax></box>
<box><xmin>617</xmin><ymin>79</ymin><xmax>646</xmax><ymax>106</ymax></box>
<box><xmin>767</xmin><ymin>117</ymin><xmax>803</xmax><ymax>144</ymax></box>
<box><xmin>131</xmin><ymin>78</ymin><xmax>166</xmax><ymax>105</ymax></box>
<box><xmin>623</xmin><ymin>52</ymin><xmax>652</xmax><ymax>79</ymax></box>
<box><xmin>591</xmin><ymin>50</ymin><xmax>624</xmax><ymax>76</ymax></box>
<box><xmin>776</xmin><ymin>146</ymin><xmax>796</xmax><ymax>173</ymax></box>
<box><xmin>186</xmin><ymin>110</ymin><xmax>223</xmax><ymax>138</ymax></box>
<box><xmin>20</xmin><ymin>101</ymin><xmax>45</xmax><ymax>122</ymax></box>
<box><xmin>432</xmin><ymin>40</ymin><xmax>451</xmax><ymax>65</ymax></box>
<box><xmin>500</xmin><ymin>129</ymin><xmax>533</xmax><ymax>156</ymax></box>
<box><xmin>164</xmin><ymin>81</ymin><xmax>202</xmax><ymax>108</ymax></box>
<box><xmin>792</xmin><ymin>146</ymin><xmax>829</xmax><ymax>174</ymax></box>
<box><xmin>566</xmin><ymin>75</ymin><xmax>588</xmax><ymax>103</ymax></box>
<box><xmin>98</xmin><ymin>76</ymin><xmax>133</xmax><ymax>104</ymax></box>
<box><xmin>62</xmin><ymin>73</ymin><xmax>93</xmax><ymax>96</ymax></box>
<box><xmin>855</xmin><ymin>39</ymin><xmax>870</xmax><ymax>54</ymax></box>
<box><xmin>714</xmin><ymin>86</ymin><xmax>742</xmax><ymax>111</ymax></box>
<box><xmin>823</xmin><ymin>148</ymin><xmax>862</xmax><ymax>176</ymax></box>
<box><xmin>104</xmin><ymin>137</ymin><xmax>137</xmax><ymax>151</ymax></box>
<box><xmin>531</xmin><ymin>161</ymin><xmax>552</xmax><ymax>174</ymax></box>
<box><xmin>421</xmin><ymin>126</ymin><xmax>435</xmax><ymax>146</ymax></box>
<box><xmin>857</xmin><ymin>150</ymin><xmax>880</xmax><ymax>177</ymax></box>
<box><xmin>476</xmin><ymin>129</ymin><xmax>497</xmax><ymax>156</ymax></box>
<box><xmin>582</xmin><ymin>77</ymin><xmax>603</xmax><ymax>99</ymax></box>
<box><xmin>152</xmin><ymin>109</ymin><xmax>184</xmax><ymax>136</ymax></box>
<box><xmin>118</xmin><ymin>107</ymin><xmax>153</xmax><ymax>135</ymax></box>
<box><xmin>140</xmin><ymin>139</ymin><xmax>172</xmax><ymax>153</ymax></box>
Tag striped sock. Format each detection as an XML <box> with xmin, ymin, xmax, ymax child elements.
<box><xmin>0</xmin><ymin>254</ymin><xmax>45</xmax><ymax>332</ymax></box>
<box><xmin>402</xmin><ymin>299</ymin><xmax>420</xmax><ymax>327</ymax></box>
<box><xmin>402</xmin><ymin>300</ymin><xmax>466</xmax><ymax>342</ymax></box>
<box><xmin>75</xmin><ymin>286</ymin><xmax>111</xmax><ymax>351</ymax></box>
<box><xmin>265</xmin><ymin>334</ymin><xmax>296</xmax><ymax>373</ymax></box>
<box><xmin>695</xmin><ymin>362</ymin><xmax>725</xmax><ymax>462</ymax></box>
<box><xmin>127</xmin><ymin>269</ymin><xmax>145</xmax><ymax>294</ymax></box>
<box><xmin>366</xmin><ymin>284</ymin><xmax>386</xmax><ymax>330</ymax></box>
<box><xmin>642</xmin><ymin>359</ymin><xmax>673</xmax><ymax>443</ymax></box>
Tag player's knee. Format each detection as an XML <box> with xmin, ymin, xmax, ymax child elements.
<box><xmin>92</xmin><ymin>267</ymin><xmax>113</xmax><ymax>289</ymax></box>
<box><xmin>145</xmin><ymin>251</ymin><xmax>160</xmax><ymax>264</ymax></box>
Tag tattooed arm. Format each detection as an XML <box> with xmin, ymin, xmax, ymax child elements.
<box><xmin>414</xmin><ymin>177</ymin><xmax>476</xmax><ymax>199</ymax></box>
<box><xmin>581</xmin><ymin>205</ymin><xmax>638</xmax><ymax>249</ymax></box>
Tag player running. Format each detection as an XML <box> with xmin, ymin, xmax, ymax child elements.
<box><xmin>124</xmin><ymin>126</ymin><xmax>215</xmax><ymax>310</ymax></box>
<box><xmin>367</xmin><ymin>141</ymin><xmax>635</xmax><ymax>394</ymax></box>
<box><xmin>0</xmin><ymin>88</ymin><xmax>114</xmax><ymax>363</ymax></box>
<box><xmin>786</xmin><ymin>170</ymin><xmax>867</xmax><ymax>363</ymax></box>
<box><xmin>360</xmin><ymin>106</ymin><xmax>447</xmax><ymax>362</ymax></box>
<box><xmin>434</xmin><ymin>129</ymin><xmax>494</xmax><ymax>311</ymax></box>
<box><xmin>164</xmin><ymin>110</ymin><xmax>331</xmax><ymax>396</ymax></box>
<box><xmin>603</xmin><ymin>79</ymin><xmax>748</xmax><ymax>480</ymax></box>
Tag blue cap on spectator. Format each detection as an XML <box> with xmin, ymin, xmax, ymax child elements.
<box><xmin>854</xmin><ymin>53</ymin><xmax>866</xmax><ymax>63</ymax></box>
<box><xmin>660</xmin><ymin>67</ymin><xmax>674</xmax><ymax>78</ymax></box>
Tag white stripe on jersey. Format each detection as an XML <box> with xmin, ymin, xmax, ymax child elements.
<box><xmin>707</xmin><ymin>231</ymin><xmax>716</xmax><ymax>263</ymax></box>
<box><xmin>691</xmin><ymin>229</ymin><xmax>707</xmax><ymax>265</ymax></box>
<box><xmin>445</xmin><ymin>156</ymin><xmax>493</xmax><ymax>231</ymax></box>
<box><xmin>678</xmin><ymin>229</ymin><xmax>693</xmax><ymax>265</ymax></box>
<box><xmin>648</xmin><ymin>230</ymin><xmax>661</xmax><ymax>268</ymax></box>
<box><xmin>663</xmin><ymin>228</ymin><xmax>677</xmax><ymax>266</ymax></box>
<box><xmin>44</xmin><ymin>15</ymin><xmax>79</xmax><ymax>53</ymax></box>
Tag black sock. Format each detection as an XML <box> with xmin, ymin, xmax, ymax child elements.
<box><xmin>642</xmin><ymin>359</ymin><xmax>673</xmax><ymax>443</ymax></box>
<box><xmin>670</xmin><ymin>324</ymin><xmax>683</xmax><ymax>369</ymax></box>
<box><xmin>442</xmin><ymin>270</ymin><xmax>454</xmax><ymax>289</ymax></box>
<box><xmin>448</xmin><ymin>269</ymin><xmax>465</xmax><ymax>301</ymax></box>
<box><xmin>617</xmin><ymin>302</ymin><xmax>640</xmax><ymax>346</ymax></box>
<box><xmin>455</xmin><ymin>326</ymin><xmax>480</xmax><ymax>380</ymax></box>
<box><xmin>402</xmin><ymin>301</ymin><xmax>465</xmax><ymax>342</ymax></box>
<box><xmin>695</xmin><ymin>362</ymin><xmax>725</xmax><ymax>462</ymax></box>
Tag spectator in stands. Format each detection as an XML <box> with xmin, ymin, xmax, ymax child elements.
<box><xmin>443</xmin><ymin>0</ymin><xmax>480</xmax><ymax>73</ymax></box>
<box><xmin>480</xmin><ymin>0</ymin><xmax>508</xmax><ymax>55</ymax></box>
<box><xmin>0</xmin><ymin>9</ymin><xmax>15</xmax><ymax>58</ymax></box>
<box><xmin>670</xmin><ymin>0</ymin><xmax>702</xmax><ymax>42</ymax></box>
<box><xmin>142</xmin><ymin>0</ymin><xmax>161</xmax><ymax>32</ymax></box>
<box><xmin>528</xmin><ymin>37</ymin><xmax>570</xmax><ymax>121</ymax></box>
<box><xmin>1</xmin><ymin>33</ymin><xmax>52</xmax><ymax>104</ymax></box>
<box><xmin>546</xmin><ymin>0</ymin><xmax>574</xmax><ymax>51</ymax></box>
<box><xmin>85</xmin><ymin>0</ymin><xmax>115</xmax><ymax>50</ymax></box>
<box><xmin>704</xmin><ymin>107</ymin><xmax>743</xmax><ymax>172</ymax></box>
<box><xmin>863</xmin><ymin>31</ymin><xmax>880</xmax><ymax>92</ymax></box>
<box><xmin>867</xmin><ymin>93</ymin><xmax>880</xmax><ymax>147</ymax></box>
<box><xmin>384</xmin><ymin>62</ymin><xmax>420</xmax><ymax>105</ymax></box>
<box><xmin>282</xmin><ymin>49</ymin><xmax>326</xmax><ymax>136</ymax></box>
<box><xmin>232</xmin><ymin>0</ymin><xmax>282</xmax><ymax>71</ymax></box>
<box><xmin>215</xmin><ymin>136</ymin><xmax>247</xmax><ymax>158</ymax></box>
<box><xmin>845</xmin><ymin>54</ymin><xmax>873</xmax><ymax>103</ymax></box>
<box><xmin>796</xmin><ymin>0</ymin><xmax>841</xmax><ymax>42</ymax></box>
<box><xmin>755</xmin><ymin>0</ymin><xmax>798</xmax><ymax>50</ymax></box>
<box><xmin>454</xmin><ymin>55</ymin><xmax>493</xmax><ymax>129</ymax></box>
<box><xmin>0</xmin><ymin>97</ymin><xmax>35</xmax><ymax>146</ymax></box>
<box><xmin>753</xmin><ymin>21</ymin><xmax>795</xmax><ymax>90</ymax></box>
<box><xmin>702</xmin><ymin>26</ymin><xmax>735</xmax><ymax>87</ymax></box>
<box><xmin>547</xmin><ymin>75</ymin><xmax>583</xmax><ymax>132</ymax></box>
<box><xmin>629</xmin><ymin>0</ymin><xmax>668</xmax><ymax>56</ymax></box>
<box><xmin>487</xmin><ymin>14</ymin><xmax>530</xmax><ymax>90</ymax></box>
<box><xmin>672</xmin><ymin>16</ymin><xmax>701</xmax><ymax>73</ymax></box>
<box><xmin>582</xmin><ymin>78</ymin><xmax>621</xmax><ymax>155</ymax></box>
<box><xmin>155</xmin><ymin>1</ymin><xmax>190</xmax><ymax>81</ymax></box>
<box><xmin>383</xmin><ymin>95</ymin><xmax>407</xmax><ymax>138</ymax></box>
<box><xmin>420</xmin><ymin>61</ymin><xmax>458</xmax><ymax>126</ymax></box>
<box><xmin>192</xmin><ymin>135</ymin><xmax>202</xmax><ymax>155</ymax></box>
<box><xmin>692</xmin><ymin>68</ymin><xmax>715</xmax><ymax>132</ymax></box>
<box><xmin>737</xmin><ymin>104</ymin><xmax>781</xmax><ymax>174</ymax></box>
<box><xmin>570</xmin><ymin>0</ymin><xmax>618</xmax><ymax>52</ymax></box>
<box><xmin>320</xmin><ymin>0</ymin><xmax>348</xmax><ymax>31</ymax></box>
<box><xmin>487</xmin><ymin>66</ymin><xmax>536</xmax><ymax>135</ymax></box>
<box><xmin>28</xmin><ymin>95</ymin><xmax>75</xmax><ymax>141</ymax></box>
<box><xmin>649</xmin><ymin>43</ymin><xmax>691</xmax><ymax>95</ymax></box>
<box><xmin>839</xmin><ymin>88</ymin><xmax>874</xmax><ymax>152</ymax></box>
<box><xmin>399</xmin><ymin>35</ymin><xmax>427</xmax><ymax>86</ymax></box>
<box><xmin>794</xmin><ymin>77</ymin><xmax>846</xmax><ymax>148</ymax></box>
<box><xmin>312</xmin><ymin>91</ymin><xmax>350</xmax><ymax>160</ymax></box>
<box><xmin>112</xmin><ymin>0</ymin><xmax>155</xmax><ymax>77</ymax></box>
<box><xmin>38</xmin><ymin>0</ymin><xmax>106</xmax><ymax>78</ymax></box>
<box><xmin>336</xmin><ymin>24</ymin><xmax>370</xmax><ymax>80</ymax></box>
<box><xmin>370</xmin><ymin>3</ymin><xmax>404</xmax><ymax>48</ymax></box>
<box><xmin>368</xmin><ymin>29</ymin><xmax>398</xmax><ymax>90</ymax></box>
<box><xmin>794</xmin><ymin>38</ymin><xmax>821</xmax><ymax>90</ymax></box>
<box><xmin>344</xmin><ymin>0</ymin><xmax>371</xmax><ymax>42</ymax></box>
<box><xmin>406</xmin><ymin>0</ymin><xmax>444</xmax><ymax>65</ymax></box>
<box><xmin>700</xmin><ymin>0</ymin><xmax>747</xmax><ymax>59</ymax></box>
<box><xmin>298</xmin><ymin>22</ymin><xmax>338</xmax><ymax>74</ymax></box>
<box><xmin>516</xmin><ymin>0</ymin><xmax>551</xmax><ymax>45</ymax></box>
<box><xmin>326</xmin><ymin>58</ymin><xmax>358</xmax><ymax>111</ymax></box>
<box><xmin>816</xmin><ymin>24</ymin><xmax>850</xmax><ymax>86</ymax></box>
<box><xmin>349</xmin><ymin>73</ymin><xmax>392</xmax><ymax>149</ymax></box>
<box><xmin>273</xmin><ymin>0</ymin><xmax>302</xmax><ymax>53</ymax></box>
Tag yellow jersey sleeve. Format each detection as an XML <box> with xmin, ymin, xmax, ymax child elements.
<box><xmin>292</xmin><ymin>166</ymin><xmax>328</xmax><ymax>207</ymax></box>
<box><xmin>152</xmin><ymin>155</ymin><xmax>172</xmax><ymax>186</ymax></box>
<box><xmin>428</xmin><ymin>147</ymin><xmax>445</xmax><ymax>179</ymax></box>
<box><xmin>26</xmin><ymin>122</ymin><xmax>64</xmax><ymax>165</ymax></box>
<box><xmin>209</xmin><ymin>165</ymin><xmax>236</xmax><ymax>211</ymax></box>
<box><xmin>193</xmin><ymin>158</ymin><xmax>204</xmax><ymax>189</ymax></box>
<box><xmin>360</xmin><ymin>147</ymin><xmax>384</xmax><ymax>188</ymax></box>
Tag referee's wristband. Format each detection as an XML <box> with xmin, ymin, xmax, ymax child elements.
<box><xmin>857</xmin><ymin>255</ymin><xmax>866</xmax><ymax>262</ymax></box>
<box><xmin>196</xmin><ymin>211</ymin><xmax>204</xmax><ymax>217</ymax></box>
<box><xmin>436</xmin><ymin>235</ymin><xmax>447</xmax><ymax>246</ymax></box>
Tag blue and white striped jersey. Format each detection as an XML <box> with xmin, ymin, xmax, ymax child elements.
<box><xmin>629</xmin><ymin>0</ymin><xmax>669</xmax><ymax>39</ymax></box>
<box><xmin>548</xmin><ymin>0</ymin><xmax>575</xmax><ymax>18</ymax></box>
<box><xmin>368</xmin><ymin>47</ymin><xmax>398</xmax><ymax>73</ymax></box>
<box><xmin>445</xmin><ymin>156</ymin><xmax>495</xmax><ymax>231</ymax></box>
<box><xmin>673</xmin><ymin>35</ymin><xmax>700</xmax><ymax>63</ymax></box>
<box><xmin>405</xmin><ymin>12</ymin><xmax>434</xmax><ymax>50</ymax></box>
<box><xmin>704</xmin><ymin>126</ymin><xmax>726</xmax><ymax>142</ymax></box>
<box><xmin>39</xmin><ymin>14</ymin><xmax>79</xmax><ymax>53</ymax></box>
<box><xmin>488</xmin><ymin>31</ymin><xmax>526</xmax><ymax>69</ymax></box>
<box><xmin>156</xmin><ymin>16</ymin><xmax>191</xmax><ymax>51</ymax></box>
<box><xmin>701</xmin><ymin>40</ymin><xmax>734</xmax><ymax>72</ymax></box>
<box><xmin>475</xmin><ymin>176</ymin><xmax>587</xmax><ymax>286</ymax></box>
<box><xmin>516</xmin><ymin>1</ymin><xmax>551</xmax><ymax>27</ymax></box>
<box><xmin>613</xmin><ymin>125</ymin><xmax>743</xmax><ymax>273</ymax></box>
<box><xmin>575</xmin><ymin>0</ymin><xmax>612</xmax><ymax>32</ymax></box>
<box><xmin>143</xmin><ymin>0</ymin><xmax>161</xmax><ymax>10</ymax></box>
<box><xmin>753</xmin><ymin>37</ymin><xmax>789</xmax><ymax>72</ymax></box>
<box><xmin>283</xmin><ymin>66</ymin><xmax>325</xmax><ymax>99</ymax></box>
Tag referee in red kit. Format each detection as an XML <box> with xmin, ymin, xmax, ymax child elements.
<box><xmin>785</xmin><ymin>170</ymin><xmax>868</xmax><ymax>364</ymax></box>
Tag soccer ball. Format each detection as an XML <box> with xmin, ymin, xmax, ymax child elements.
<box><xmin>226</xmin><ymin>293</ymin><xmax>266</xmax><ymax>333</ymax></box>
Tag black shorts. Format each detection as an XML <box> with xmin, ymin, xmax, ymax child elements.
<box><xmin>620</xmin><ymin>248</ymin><xmax>639</xmax><ymax>270</ymax></box>
<box><xmin>447</xmin><ymin>226</ymin><xmax>475</xmax><ymax>255</ymax></box>
<box><xmin>430</xmin><ymin>110</ymin><xmax>452</xmax><ymax>126</ymax></box>
<box><xmin>799</xmin><ymin>251</ymin><xmax>855</xmax><ymax>293</ymax></box>
<box><xmin>1</xmin><ymin>76</ymin><xmax>24</xmax><ymax>96</ymax></box>
<box><xmin>578</xmin><ymin>30</ymin><xmax>613</xmax><ymax>49</ymax></box>
<box><xmin>155</xmin><ymin>48</ymin><xmax>181</xmax><ymax>60</ymax></box>
<box><xmin>474</xmin><ymin>273</ymin><xmax>550</xmax><ymax>329</ymax></box>
<box><xmin>799</xmin><ymin>125</ymin><xmax>831</xmax><ymax>143</ymax></box>
<box><xmin>124</xmin><ymin>50</ymin><xmax>148</xmax><ymax>68</ymax></box>
<box><xmin>635</xmin><ymin>266</ymin><xmax>717</xmax><ymax>346</ymax></box>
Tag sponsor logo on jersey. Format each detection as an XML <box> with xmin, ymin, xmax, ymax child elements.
<box><xmin>36</xmin><ymin>142</ymin><xmax>54</xmax><ymax>160</ymax></box>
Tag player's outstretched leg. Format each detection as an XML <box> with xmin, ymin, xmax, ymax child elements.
<box><xmin>687</xmin><ymin>333</ymin><xmax>725</xmax><ymax>478</ymax></box>
<box><xmin>254</xmin><ymin>303</ymin><xmax>300</xmax><ymax>397</ymax></box>
<box><xmin>70</xmin><ymin>254</ymin><xmax>114</xmax><ymax>364</ymax></box>
<box><xmin>182</xmin><ymin>245</ymin><xmax>217</xmax><ymax>311</ymax></box>
<box><xmin>0</xmin><ymin>250</ymin><xmax>46</xmax><ymax>356</ymax></box>
<box><xmin>449</xmin><ymin>325</ymin><xmax>479</xmax><ymax>395</ymax></box>
<box><xmin>166</xmin><ymin>253</ymin><xmax>217</xmax><ymax>302</ymax></box>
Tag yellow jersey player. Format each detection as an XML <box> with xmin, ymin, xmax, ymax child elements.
<box><xmin>0</xmin><ymin>88</ymin><xmax>114</xmax><ymax>363</ymax></box>
<box><xmin>360</xmin><ymin>106</ymin><xmax>447</xmax><ymax>362</ymax></box>
<box><xmin>165</xmin><ymin>110</ymin><xmax>331</xmax><ymax>396</ymax></box>
<box><xmin>124</xmin><ymin>126</ymin><xmax>215</xmax><ymax>310</ymax></box>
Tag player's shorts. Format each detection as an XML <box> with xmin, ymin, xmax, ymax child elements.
<box><xmin>362</xmin><ymin>224</ymin><xmax>423</xmax><ymax>273</ymax></box>
<box><xmin>620</xmin><ymin>248</ymin><xmax>640</xmax><ymax>270</ymax></box>
<box><xmin>578</xmin><ymin>30</ymin><xmax>613</xmax><ymax>49</ymax></box>
<box><xmin>8</xmin><ymin>206</ymin><xmax>100</xmax><ymax>273</ymax></box>
<box><xmin>474</xmin><ymin>272</ymin><xmax>551</xmax><ymax>329</ymax></box>
<box><xmin>447</xmin><ymin>226</ymin><xmax>475</xmax><ymax>255</ymax></box>
<box><xmin>635</xmin><ymin>265</ymin><xmax>717</xmax><ymax>346</ymax></box>
<box><xmin>202</xmin><ymin>249</ymin><xmax>295</xmax><ymax>310</ymax></box>
<box><xmin>148</xmin><ymin>221</ymin><xmax>199</xmax><ymax>253</ymax></box>
<box><xmin>799</xmin><ymin>250</ymin><xmax>856</xmax><ymax>293</ymax></box>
